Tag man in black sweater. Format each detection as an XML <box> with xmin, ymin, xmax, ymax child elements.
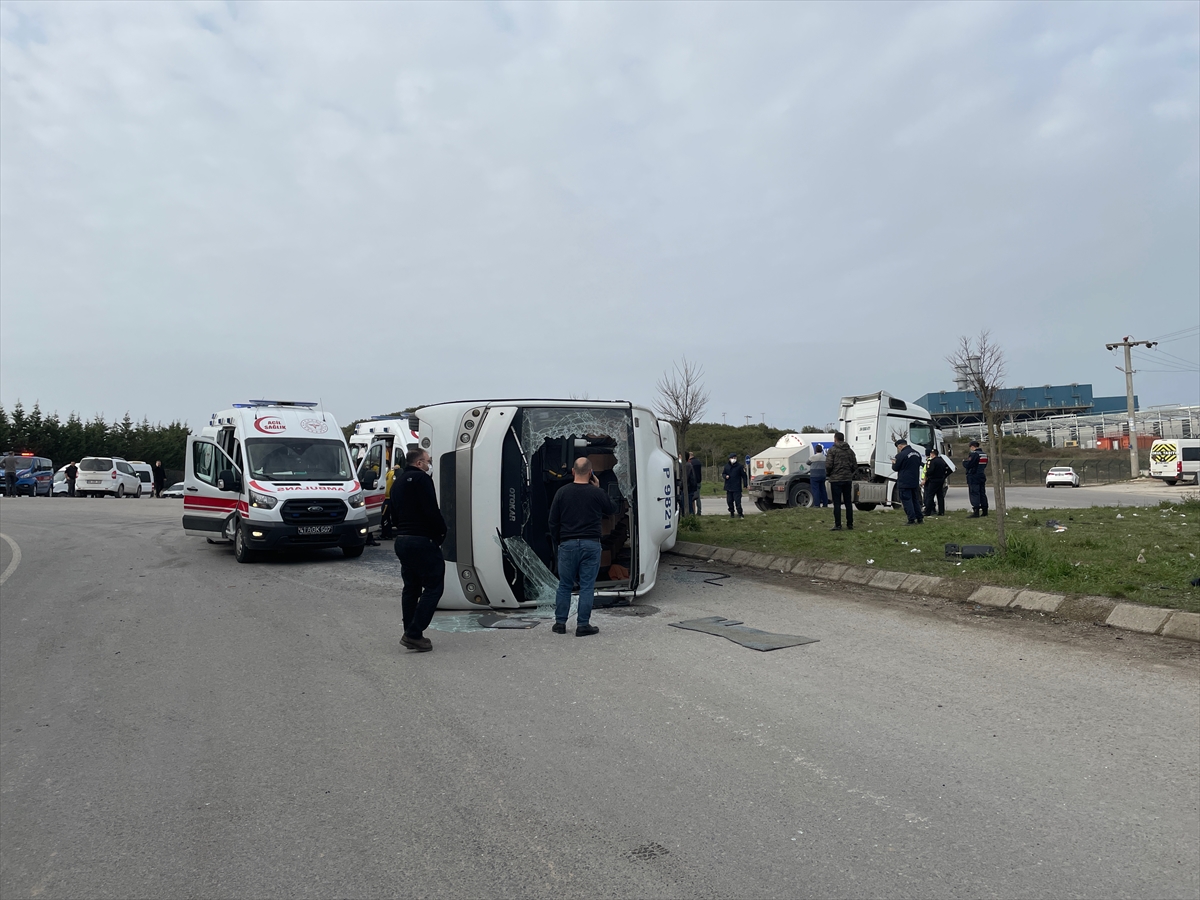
<box><xmin>548</xmin><ymin>457</ymin><xmax>617</xmax><ymax>637</ymax></box>
<box><xmin>391</xmin><ymin>447</ymin><xmax>448</xmax><ymax>652</ymax></box>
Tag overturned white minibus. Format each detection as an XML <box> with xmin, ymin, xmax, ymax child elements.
<box><xmin>413</xmin><ymin>400</ymin><xmax>680</xmax><ymax>610</ymax></box>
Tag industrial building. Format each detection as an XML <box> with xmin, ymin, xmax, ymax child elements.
<box><xmin>913</xmin><ymin>381</ymin><xmax>1198</xmax><ymax>450</ymax></box>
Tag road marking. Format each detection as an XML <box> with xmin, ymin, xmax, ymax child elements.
<box><xmin>0</xmin><ymin>532</ymin><xmax>21</xmax><ymax>585</ymax></box>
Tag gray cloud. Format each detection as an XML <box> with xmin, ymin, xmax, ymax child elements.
<box><xmin>2</xmin><ymin>0</ymin><xmax>1196</xmax><ymax>430</ymax></box>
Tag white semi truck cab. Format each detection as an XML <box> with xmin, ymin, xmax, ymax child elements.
<box><xmin>837</xmin><ymin>391</ymin><xmax>952</xmax><ymax>510</ymax></box>
<box><xmin>414</xmin><ymin>400</ymin><xmax>680</xmax><ymax>610</ymax></box>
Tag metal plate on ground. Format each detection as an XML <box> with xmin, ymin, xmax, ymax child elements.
<box><xmin>668</xmin><ymin>616</ymin><xmax>818</xmax><ymax>651</ymax></box>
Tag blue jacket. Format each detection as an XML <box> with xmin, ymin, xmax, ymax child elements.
<box><xmin>891</xmin><ymin>445</ymin><xmax>923</xmax><ymax>488</ymax></box>
<box><xmin>722</xmin><ymin>461</ymin><xmax>747</xmax><ymax>492</ymax></box>
<box><xmin>963</xmin><ymin>449</ymin><xmax>988</xmax><ymax>481</ymax></box>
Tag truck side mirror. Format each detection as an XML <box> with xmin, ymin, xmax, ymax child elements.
<box><xmin>217</xmin><ymin>470</ymin><xmax>241</xmax><ymax>493</ymax></box>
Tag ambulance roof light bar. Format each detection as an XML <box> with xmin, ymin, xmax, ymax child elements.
<box><xmin>234</xmin><ymin>400</ymin><xmax>319</xmax><ymax>408</ymax></box>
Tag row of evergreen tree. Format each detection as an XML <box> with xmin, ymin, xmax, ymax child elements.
<box><xmin>0</xmin><ymin>402</ymin><xmax>189</xmax><ymax>470</ymax></box>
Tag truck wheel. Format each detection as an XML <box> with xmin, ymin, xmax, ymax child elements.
<box><xmin>342</xmin><ymin>545</ymin><xmax>365</xmax><ymax>559</ymax></box>
<box><xmin>854</xmin><ymin>502</ymin><xmax>877</xmax><ymax>511</ymax></box>
<box><xmin>234</xmin><ymin>526</ymin><xmax>258</xmax><ymax>563</ymax></box>
<box><xmin>787</xmin><ymin>484</ymin><xmax>813</xmax><ymax>508</ymax></box>
<box><xmin>755</xmin><ymin>498</ymin><xmax>773</xmax><ymax>512</ymax></box>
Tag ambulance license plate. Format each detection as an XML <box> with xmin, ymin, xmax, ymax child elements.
<box><xmin>297</xmin><ymin>525</ymin><xmax>333</xmax><ymax>535</ymax></box>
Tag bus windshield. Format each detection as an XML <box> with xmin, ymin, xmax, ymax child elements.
<box><xmin>245</xmin><ymin>439</ymin><xmax>353</xmax><ymax>481</ymax></box>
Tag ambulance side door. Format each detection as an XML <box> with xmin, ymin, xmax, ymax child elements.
<box><xmin>183</xmin><ymin>435</ymin><xmax>241</xmax><ymax>537</ymax></box>
<box><xmin>356</xmin><ymin>440</ymin><xmax>388</xmax><ymax>529</ymax></box>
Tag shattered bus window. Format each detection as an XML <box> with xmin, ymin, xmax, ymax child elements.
<box><xmin>501</xmin><ymin>406</ymin><xmax>638</xmax><ymax>604</ymax></box>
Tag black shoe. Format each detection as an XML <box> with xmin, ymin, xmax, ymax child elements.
<box><xmin>575</xmin><ymin>624</ymin><xmax>599</xmax><ymax>637</ymax></box>
<box><xmin>729</xmin><ymin>513</ymin><xmax>736</xmax><ymax>518</ymax></box>
<box><xmin>400</xmin><ymin>634</ymin><xmax>432</xmax><ymax>652</ymax></box>
<box><xmin>969</xmin><ymin>511</ymin><xmax>979</xmax><ymax>518</ymax></box>
<box><xmin>551</xmin><ymin>622</ymin><xmax>566</xmax><ymax>634</ymax></box>
<box><xmin>982</xmin><ymin>509</ymin><xmax>989</xmax><ymax>516</ymax></box>
<box><xmin>738</xmin><ymin>513</ymin><xmax>744</xmax><ymax>518</ymax></box>
<box><xmin>831</xmin><ymin>525</ymin><xmax>842</xmax><ymax>531</ymax></box>
<box><xmin>846</xmin><ymin>524</ymin><xmax>853</xmax><ymax>530</ymax></box>
<box><xmin>905</xmin><ymin>521</ymin><xmax>917</xmax><ymax>525</ymax></box>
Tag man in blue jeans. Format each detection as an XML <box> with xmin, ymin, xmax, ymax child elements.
<box><xmin>548</xmin><ymin>456</ymin><xmax>617</xmax><ymax>637</ymax></box>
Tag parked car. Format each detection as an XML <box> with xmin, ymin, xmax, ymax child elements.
<box><xmin>128</xmin><ymin>461</ymin><xmax>155</xmax><ymax>497</ymax></box>
<box><xmin>1045</xmin><ymin>466</ymin><xmax>1080</xmax><ymax>488</ymax></box>
<box><xmin>13</xmin><ymin>455</ymin><xmax>54</xmax><ymax>496</ymax></box>
<box><xmin>51</xmin><ymin>469</ymin><xmax>70</xmax><ymax>496</ymax></box>
<box><xmin>77</xmin><ymin>456</ymin><xmax>143</xmax><ymax>497</ymax></box>
<box><xmin>162</xmin><ymin>482</ymin><xmax>185</xmax><ymax>498</ymax></box>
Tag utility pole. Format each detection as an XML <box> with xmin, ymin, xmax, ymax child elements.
<box><xmin>743</xmin><ymin>416</ymin><xmax>752</xmax><ymax>426</ymax></box>
<box><xmin>1105</xmin><ymin>336</ymin><xmax>1157</xmax><ymax>479</ymax></box>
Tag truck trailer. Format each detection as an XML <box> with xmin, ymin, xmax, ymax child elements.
<box><xmin>747</xmin><ymin>433</ymin><xmax>837</xmax><ymax>510</ymax></box>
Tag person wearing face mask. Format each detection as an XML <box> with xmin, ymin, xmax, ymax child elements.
<box><xmin>722</xmin><ymin>453</ymin><xmax>747</xmax><ymax>518</ymax></box>
<box><xmin>391</xmin><ymin>448</ymin><xmax>448</xmax><ymax>653</ymax></box>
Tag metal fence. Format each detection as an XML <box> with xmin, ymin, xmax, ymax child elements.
<box><xmin>700</xmin><ymin>459</ymin><xmax>1133</xmax><ymax>487</ymax></box>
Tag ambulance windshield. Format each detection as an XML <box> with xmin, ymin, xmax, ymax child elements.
<box><xmin>245</xmin><ymin>439</ymin><xmax>354</xmax><ymax>481</ymax></box>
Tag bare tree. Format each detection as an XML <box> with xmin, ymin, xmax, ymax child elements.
<box><xmin>947</xmin><ymin>331</ymin><xmax>1009</xmax><ymax>549</ymax></box>
<box><xmin>654</xmin><ymin>357</ymin><xmax>710</xmax><ymax>453</ymax></box>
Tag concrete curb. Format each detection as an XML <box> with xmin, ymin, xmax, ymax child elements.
<box><xmin>667</xmin><ymin>540</ymin><xmax>1199</xmax><ymax>644</ymax></box>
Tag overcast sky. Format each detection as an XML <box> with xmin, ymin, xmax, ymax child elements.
<box><xmin>2</xmin><ymin>0</ymin><xmax>1197</xmax><ymax>432</ymax></box>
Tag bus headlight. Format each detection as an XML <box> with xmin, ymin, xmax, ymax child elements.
<box><xmin>249</xmin><ymin>488</ymin><xmax>277</xmax><ymax>510</ymax></box>
<box><xmin>347</xmin><ymin>489</ymin><xmax>365</xmax><ymax>509</ymax></box>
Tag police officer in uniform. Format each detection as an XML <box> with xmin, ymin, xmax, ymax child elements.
<box><xmin>963</xmin><ymin>440</ymin><xmax>989</xmax><ymax>518</ymax></box>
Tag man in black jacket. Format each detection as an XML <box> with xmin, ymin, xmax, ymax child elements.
<box><xmin>891</xmin><ymin>438</ymin><xmax>924</xmax><ymax>525</ymax></box>
<box><xmin>548</xmin><ymin>457</ymin><xmax>617</xmax><ymax>637</ymax></box>
<box><xmin>391</xmin><ymin>447</ymin><xmax>448</xmax><ymax>652</ymax></box>
<box><xmin>722</xmin><ymin>453</ymin><xmax>747</xmax><ymax>518</ymax></box>
<box><xmin>923</xmin><ymin>448</ymin><xmax>951</xmax><ymax>517</ymax></box>
<box><xmin>826</xmin><ymin>432</ymin><xmax>858</xmax><ymax>531</ymax></box>
<box><xmin>687</xmin><ymin>452</ymin><xmax>703</xmax><ymax>515</ymax></box>
<box><xmin>963</xmin><ymin>440</ymin><xmax>989</xmax><ymax>518</ymax></box>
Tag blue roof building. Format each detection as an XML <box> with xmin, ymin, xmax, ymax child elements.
<box><xmin>914</xmin><ymin>384</ymin><xmax>1136</xmax><ymax>429</ymax></box>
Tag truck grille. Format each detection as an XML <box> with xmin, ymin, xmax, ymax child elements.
<box><xmin>280</xmin><ymin>498</ymin><xmax>347</xmax><ymax>526</ymax></box>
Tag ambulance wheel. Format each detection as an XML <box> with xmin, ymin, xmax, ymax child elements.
<box><xmin>787</xmin><ymin>484</ymin><xmax>813</xmax><ymax>508</ymax></box>
<box><xmin>755</xmin><ymin>498</ymin><xmax>773</xmax><ymax>512</ymax></box>
<box><xmin>854</xmin><ymin>502</ymin><xmax>877</xmax><ymax>511</ymax></box>
<box><xmin>342</xmin><ymin>545</ymin><xmax>365</xmax><ymax>559</ymax></box>
<box><xmin>116</xmin><ymin>485</ymin><xmax>125</xmax><ymax>498</ymax></box>
<box><xmin>234</xmin><ymin>526</ymin><xmax>258</xmax><ymax>563</ymax></box>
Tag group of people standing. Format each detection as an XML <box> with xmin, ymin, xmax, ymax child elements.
<box><xmin>685</xmin><ymin>433</ymin><xmax>991</xmax><ymax>527</ymax></box>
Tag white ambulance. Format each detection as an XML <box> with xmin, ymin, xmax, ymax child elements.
<box><xmin>348</xmin><ymin>415</ymin><xmax>421</xmax><ymax>529</ymax></box>
<box><xmin>412</xmin><ymin>399</ymin><xmax>679</xmax><ymax>610</ymax></box>
<box><xmin>182</xmin><ymin>401</ymin><xmax>369</xmax><ymax>562</ymax></box>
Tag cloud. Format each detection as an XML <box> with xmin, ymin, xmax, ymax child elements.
<box><xmin>1</xmin><ymin>0</ymin><xmax>1196</xmax><ymax>430</ymax></box>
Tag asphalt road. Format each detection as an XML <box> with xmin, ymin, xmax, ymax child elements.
<box><xmin>704</xmin><ymin>480</ymin><xmax>1190</xmax><ymax>516</ymax></box>
<box><xmin>2</xmin><ymin>497</ymin><xmax>1198</xmax><ymax>899</ymax></box>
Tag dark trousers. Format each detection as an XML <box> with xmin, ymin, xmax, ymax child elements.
<box><xmin>67</xmin><ymin>479</ymin><xmax>76</xmax><ymax>497</ymax></box>
<box><xmin>899</xmin><ymin>485</ymin><xmax>923</xmax><ymax>522</ymax></box>
<box><xmin>688</xmin><ymin>490</ymin><xmax>701</xmax><ymax>515</ymax></box>
<box><xmin>393</xmin><ymin>536</ymin><xmax>445</xmax><ymax>639</ymax></box>
<box><xmin>4</xmin><ymin>472</ymin><xmax>16</xmax><ymax>497</ymax></box>
<box><xmin>923</xmin><ymin>480</ymin><xmax>946</xmax><ymax>516</ymax></box>
<box><xmin>810</xmin><ymin>477</ymin><xmax>828</xmax><ymax>507</ymax></box>
<box><xmin>726</xmin><ymin>491</ymin><xmax>743</xmax><ymax>515</ymax></box>
<box><xmin>379</xmin><ymin>500</ymin><xmax>393</xmax><ymax>536</ymax></box>
<box><xmin>967</xmin><ymin>478</ymin><xmax>989</xmax><ymax>512</ymax></box>
<box><xmin>830</xmin><ymin>481</ymin><xmax>853</xmax><ymax>528</ymax></box>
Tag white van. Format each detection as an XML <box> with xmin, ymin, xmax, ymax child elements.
<box><xmin>349</xmin><ymin>415</ymin><xmax>420</xmax><ymax>529</ymax></box>
<box><xmin>182</xmin><ymin>401</ymin><xmax>369</xmax><ymax>562</ymax></box>
<box><xmin>1149</xmin><ymin>439</ymin><xmax>1200</xmax><ymax>485</ymax></box>
<box><xmin>413</xmin><ymin>399</ymin><xmax>679</xmax><ymax>610</ymax></box>
<box><xmin>128</xmin><ymin>461</ymin><xmax>155</xmax><ymax>497</ymax></box>
<box><xmin>77</xmin><ymin>456</ymin><xmax>143</xmax><ymax>498</ymax></box>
